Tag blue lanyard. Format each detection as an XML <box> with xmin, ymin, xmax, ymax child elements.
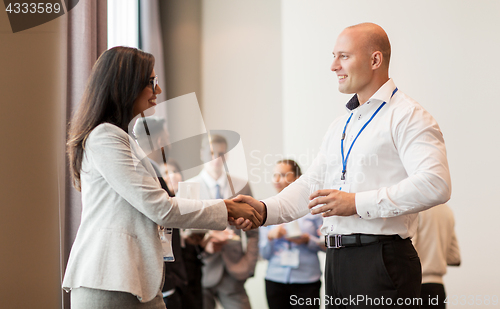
<box><xmin>340</xmin><ymin>88</ymin><xmax>398</xmax><ymax>180</ymax></box>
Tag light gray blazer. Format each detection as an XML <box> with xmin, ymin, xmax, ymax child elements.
<box><xmin>62</xmin><ymin>123</ymin><xmax>228</xmax><ymax>302</ymax></box>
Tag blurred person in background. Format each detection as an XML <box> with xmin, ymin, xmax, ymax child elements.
<box><xmin>164</xmin><ymin>158</ymin><xmax>208</xmax><ymax>309</ymax></box>
<box><xmin>164</xmin><ymin>159</ymin><xmax>183</xmax><ymax>194</ymax></box>
<box><xmin>188</xmin><ymin>135</ymin><xmax>259</xmax><ymax>309</ymax></box>
<box><xmin>413</xmin><ymin>204</ymin><xmax>460</xmax><ymax>309</ymax></box>
<box><xmin>259</xmin><ymin>159</ymin><xmax>324</xmax><ymax>309</ymax></box>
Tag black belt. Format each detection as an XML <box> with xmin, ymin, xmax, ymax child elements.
<box><xmin>325</xmin><ymin>234</ymin><xmax>402</xmax><ymax>249</ymax></box>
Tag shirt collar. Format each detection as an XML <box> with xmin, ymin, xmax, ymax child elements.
<box><xmin>200</xmin><ymin>169</ymin><xmax>227</xmax><ymax>188</ymax></box>
<box><xmin>345</xmin><ymin>78</ymin><xmax>397</xmax><ymax>111</ymax></box>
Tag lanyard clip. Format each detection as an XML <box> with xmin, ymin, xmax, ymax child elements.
<box><xmin>341</xmin><ymin>171</ymin><xmax>346</xmax><ymax>180</ymax></box>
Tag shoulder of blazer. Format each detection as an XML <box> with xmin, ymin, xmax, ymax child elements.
<box><xmin>86</xmin><ymin>123</ymin><xmax>130</xmax><ymax>147</ymax></box>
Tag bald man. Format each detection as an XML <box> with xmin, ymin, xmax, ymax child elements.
<box><xmin>235</xmin><ymin>23</ymin><xmax>451</xmax><ymax>308</ymax></box>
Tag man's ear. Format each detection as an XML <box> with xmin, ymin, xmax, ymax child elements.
<box><xmin>371</xmin><ymin>51</ymin><xmax>383</xmax><ymax>70</ymax></box>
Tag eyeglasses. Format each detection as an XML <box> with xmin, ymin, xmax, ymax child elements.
<box><xmin>149</xmin><ymin>75</ymin><xmax>159</xmax><ymax>94</ymax></box>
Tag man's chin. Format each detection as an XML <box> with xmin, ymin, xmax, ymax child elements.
<box><xmin>338</xmin><ymin>86</ymin><xmax>353</xmax><ymax>94</ymax></box>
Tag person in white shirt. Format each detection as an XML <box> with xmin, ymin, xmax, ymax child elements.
<box><xmin>413</xmin><ymin>204</ymin><xmax>460</xmax><ymax>309</ymax></box>
<box><xmin>234</xmin><ymin>23</ymin><xmax>451</xmax><ymax>309</ymax></box>
<box><xmin>188</xmin><ymin>135</ymin><xmax>258</xmax><ymax>309</ymax></box>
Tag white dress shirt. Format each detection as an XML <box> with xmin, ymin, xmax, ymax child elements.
<box><xmin>263</xmin><ymin>79</ymin><xmax>451</xmax><ymax>239</ymax></box>
<box><xmin>200</xmin><ymin>169</ymin><xmax>230</xmax><ymax>199</ymax></box>
<box><xmin>187</xmin><ymin>169</ymin><xmax>250</xmax><ymax>200</ymax></box>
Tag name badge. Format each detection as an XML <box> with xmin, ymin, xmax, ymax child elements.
<box><xmin>160</xmin><ymin>227</ymin><xmax>174</xmax><ymax>262</ymax></box>
<box><xmin>280</xmin><ymin>248</ymin><xmax>300</xmax><ymax>268</ymax></box>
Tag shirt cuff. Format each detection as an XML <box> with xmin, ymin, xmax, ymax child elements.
<box><xmin>261</xmin><ymin>196</ymin><xmax>279</xmax><ymax>226</ymax></box>
<box><xmin>260</xmin><ymin>201</ymin><xmax>268</xmax><ymax>226</ymax></box>
<box><xmin>355</xmin><ymin>190</ymin><xmax>380</xmax><ymax>220</ymax></box>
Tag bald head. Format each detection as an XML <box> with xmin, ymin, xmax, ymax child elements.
<box><xmin>331</xmin><ymin>23</ymin><xmax>392</xmax><ymax>103</ymax></box>
<box><xmin>344</xmin><ymin>23</ymin><xmax>391</xmax><ymax>68</ymax></box>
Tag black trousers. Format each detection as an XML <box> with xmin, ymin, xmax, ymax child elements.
<box><xmin>163</xmin><ymin>283</ymin><xmax>204</xmax><ymax>309</ymax></box>
<box><xmin>324</xmin><ymin>237</ymin><xmax>422</xmax><ymax>309</ymax></box>
<box><xmin>420</xmin><ymin>283</ymin><xmax>446</xmax><ymax>309</ymax></box>
<box><xmin>266</xmin><ymin>279</ymin><xmax>322</xmax><ymax>309</ymax></box>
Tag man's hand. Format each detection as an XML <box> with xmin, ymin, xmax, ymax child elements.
<box><xmin>230</xmin><ymin>195</ymin><xmax>267</xmax><ymax>231</ymax></box>
<box><xmin>225</xmin><ymin>199</ymin><xmax>262</xmax><ymax>230</ymax></box>
<box><xmin>308</xmin><ymin>189</ymin><xmax>357</xmax><ymax>217</ymax></box>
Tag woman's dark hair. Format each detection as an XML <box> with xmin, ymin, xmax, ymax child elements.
<box><xmin>276</xmin><ymin>159</ymin><xmax>302</xmax><ymax>177</ymax></box>
<box><xmin>67</xmin><ymin>46</ymin><xmax>155</xmax><ymax>191</ymax></box>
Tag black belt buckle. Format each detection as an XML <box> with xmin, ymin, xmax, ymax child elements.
<box><xmin>325</xmin><ymin>235</ymin><xmax>344</xmax><ymax>249</ymax></box>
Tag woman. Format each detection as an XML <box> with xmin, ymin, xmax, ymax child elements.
<box><xmin>259</xmin><ymin>159</ymin><xmax>324</xmax><ymax>309</ymax></box>
<box><xmin>63</xmin><ymin>46</ymin><xmax>260</xmax><ymax>309</ymax></box>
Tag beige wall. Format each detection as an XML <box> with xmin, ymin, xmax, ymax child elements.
<box><xmin>201</xmin><ymin>2</ymin><xmax>282</xmax><ymax>307</ymax></box>
<box><xmin>201</xmin><ymin>0</ymin><xmax>283</xmax><ymax>201</ymax></box>
<box><xmin>0</xmin><ymin>9</ymin><xmax>65</xmax><ymax>309</ymax></box>
<box><xmin>159</xmin><ymin>0</ymin><xmax>205</xmax><ymax>179</ymax></box>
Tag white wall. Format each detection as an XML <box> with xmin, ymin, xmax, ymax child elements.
<box><xmin>202</xmin><ymin>0</ymin><xmax>500</xmax><ymax>306</ymax></box>
<box><xmin>202</xmin><ymin>0</ymin><xmax>283</xmax><ymax>200</ymax></box>
<box><xmin>282</xmin><ymin>0</ymin><xmax>500</xmax><ymax>301</ymax></box>
<box><xmin>201</xmin><ymin>2</ymin><xmax>282</xmax><ymax>307</ymax></box>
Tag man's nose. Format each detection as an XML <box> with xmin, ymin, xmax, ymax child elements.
<box><xmin>331</xmin><ymin>58</ymin><xmax>340</xmax><ymax>71</ymax></box>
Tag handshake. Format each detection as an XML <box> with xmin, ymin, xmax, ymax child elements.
<box><xmin>224</xmin><ymin>195</ymin><xmax>267</xmax><ymax>231</ymax></box>
<box><xmin>224</xmin><ymin>189</ymin><xmax>357</xmax><ymax>230</ymax></box>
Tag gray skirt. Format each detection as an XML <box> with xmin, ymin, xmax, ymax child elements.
<box><xmin>70</xmin><ymin>287</ymin><xmax>166</xmax><ymax>309</ymax></box>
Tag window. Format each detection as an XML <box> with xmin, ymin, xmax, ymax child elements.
<box><xmin>107</xmin><ymin>0</ymin><xmax>139</xmax><ymax>48</ymax></box>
